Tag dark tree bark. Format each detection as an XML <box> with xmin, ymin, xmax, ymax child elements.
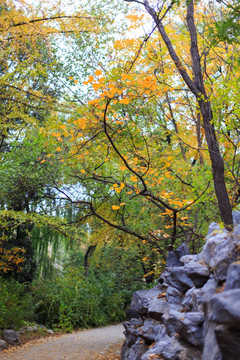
<box><xmin>135</xmin><ymin>0</ymin><xmax>233</xmax><ymax>227</ymax></box>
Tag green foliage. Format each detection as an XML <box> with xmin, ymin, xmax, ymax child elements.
<box><xmin>32</xmin><ymin>261</ymin><xmax>146</xmax><ymax>332</ymax></box>
<box><xmin>213</xmin><ymin>1</ymin><xmax>240</xmax><ymax>44</ymax></box>
<box><xmin>0</xmin><ymin>277</ymin><xmax>33</xmax><ymax>330</ymax></box>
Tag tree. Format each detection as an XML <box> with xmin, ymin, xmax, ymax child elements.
<box><xmin>40</xmin><ymin>0</ymin><xmax>240</xmax><ymax>272</ymax></box>
<box><xmin>0</xmin><ymin>0</ymin><xmax>106</xmax><ymax>278</ymax></box>
<box><xmin>1</xmin><ymin>0</ymin><xmax>239</xmax><ymax>279</ymax></box>
<box><xmin>130</xmin><ymin>0</ymin><xmax>232</xmax><ymax>227</ymax></box>
<box><xmin>213</xmin><ymin>0</ymin><xmax>240</xmax><ymax>43</ymax></box>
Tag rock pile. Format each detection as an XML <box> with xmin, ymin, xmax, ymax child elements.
<box><xmin>121</xmin><ymin>214</ymin><xmax>240</xmax><ymax>360</ymax></box>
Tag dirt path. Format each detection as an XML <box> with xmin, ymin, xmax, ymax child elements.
<box><xmin>0</xmin><ymin>324</ymin><xmax>125</xmax><ymax>360</ymax></box>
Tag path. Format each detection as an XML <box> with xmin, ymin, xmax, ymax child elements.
<box><xmin>0</xmin><ymin>324</ymin><xmax>125</xmax><ymax>360</ymax></box>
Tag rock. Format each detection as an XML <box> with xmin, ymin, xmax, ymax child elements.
<box><xmin>166</xmin><ymin>286</ymin><xmax>182</xmax><ymax>305</ymax></box>
<box><xmin>163</xmin><ymin>310</ymin><xmax>204</xmax><ymax>349</ymax></box>
<box><xmin>123</xmin><ymin>319</ymin><xmax>144</xmax><ymax>339</ymax></box>
<box><xmin>225</xmin><ymin>262</ymin><xmax>240</xmax><ymax>290</ymax></box>
<box><xmin>201</xmin><ymin>276</ymin><xmax>217</xmax><ymax>303</ymax></box>
<box><xmin>180</xmin><ymin>253</ymin><xmax>201</xmax><ymax>265</ymax></box>
<box><xmin>202</xmin><ymin>229</ymin><xmax>239</xmax><ymax>282</ymax></box>
<box><xmin>148</xmin><ymin>298</ymin><xmax>169</xmax><ymax>321</ymax></box>
<box><xmin>129</xmin><ymin>290</ymin><xmax>149</xmax><ymax>317</ymax></box>
<box><xmin>141</xmin><ymin>319</ymin><xmax>165</xmax><ymax>342</ymax></box>
<box><xmin>2</xmin><ymin>330</ymin><xmax>20</xmax><ymax>345</ymax></box>
<box><xmin>140</xmin><ymin>332</ymin><xmax>185</xmax><ymax>360</ymax></box>
<box><xmin>175</xmin><ymin>242</ymin><xmax>190</xmax><ymax>258</ymax></box>
<box><xmin>233</xmin><ymin>210</ymin><xmax>240</xmax><ymax>226</ymax></box>
<box><xmin>233</xmin><ymin>223</ymin><xmax>240</xmax><ymax>238</ymax></box>
<box><xmin>185</xmin><ymin>259</ymin><xmax>210</xmax><ymax>288</ymax></box>
<box><xmin>192</xmin><ymin>288</ymin><xmax>205</xmax><ymax>312</ymax></box>
<box><xmin>166</xmin><ymin>251</ymin><xmax>182</xmax><ymax>267</ymax></box>
<box><xmin>47</xmin><ymin>329</ymin><xmax>54</xmax><ymax>334</ymax></box>
<box><xmin>207</xmin><ymin>222</ymin><xmax>221</xmax><ymax>236</ymax></box>
<box><xmin>207</xmin><ymin>289</ymin><xmax>240</xmax><ymax>326</ymax></box>
<box><xmin>203</xmin><ymin>288</ymin><xmax>240</xmax><ymax>359</ymax></box>
<box><xmin>182</xmin><ymin>287</ymin><xmax>195</xmax><ymax>310</ymax></box>
<box><xmin>166</xmin><ymin>242</ymin><xmax>189</xmax><ymax>267</ymax></box>
<box><xmin>126</xmin><ymin>309</ymin><xmax>140</xmax><ymax>320</ymax></box>
<box><xmin>160</xmin><ymin>267</ymin><xmax>194</xmax><ymax>292</ymax></box>
<box><xmin>215</xmin><ymin>324</ymin><xmax>240</xmax><ymax>359</ymax></box>
<box><xmin>129</xmin><ymin>286</ymin><xmax>166</xmax><ymax>320</ymax></box>
<box><xmin>121</xmin><ymin>336</ymin><xmax>148</xmax><ymax>360</ymax></box>
<box><xmin>129</xmin><ymin>286</ymin><xmax>170</xmax><ymax>321</ymax></box>
<box><xmin>202</xmin><ymin>320</ymin><xmax>220</xmax><ymax>360</ymax></box>
<box><xmin>140</xmin><ymin>332</ymin><xmax>201</xmax><ymax>360</ymax></box>
<box><xmin>121</xmin><ymin>222</ymin><xmax>240</xmax><ymax>360</ymax></box>
<box><xmin>0</xmin><ymin>340</ymin><xmax>8</xmax><ymax>350</ymax></box>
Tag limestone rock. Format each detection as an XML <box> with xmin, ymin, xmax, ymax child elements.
<box><xmin>207</xmin><ymin>222</ymin><xmax>221</xmax><ymax>236</ymax></box>
<box><xmin>207</xmin><ymin>289</ymin><xmax>240</xmax><ymax>326</ymax></box>
<box><xmin>166</xmin><ymin>242</ymin><xmax>189</xmax><ymax>268</ymax></box>
<box><xmin>184</xmin><ymin>259</ymin><xmax>209</xmax><ymax>288</ymax></box>
<box><xmin>163</xmin><ymin>310</ymin><xmax>204</xmax><ymax>349</ymax></box>
<box><xmin>202</xmin><ymin>320</ymin><xmax>220</xmax><ymax>360</ymax></box>
<box><xmin>121</xmin><ymin>217</ymin><xmax>240</xmax><ymax>360</ymax></box>
<box><xmin>0</xmin><ymin>339</ymin><xmax>8</xmax><ymax>350</ymax></box>
<box><xmin>2</xmin><ymin>330</ymin><xmax>20</xmax><ymax>345</ymax></box>
<box><xmin>160</xmin><ymin>267</ymin><xmax>194</xmax><ymax>292</ymax></box>
<box><xmin>165</xmin><ymin>286</ymin><xmax>182</xmax><ymax>305</ymax></box>
<box><xmin>215</xmin><ymin>324</ymin><xmax>240</xmax><ymax>359</ymax></box>
<box><xmin>148</xmin><ymin>298</ymin><xmax>169</xmax><ymax>321</ymax></box>
<box><xmin>233</xmin><ymin>210</ymin><xmax>240</xmax><ymax>226</ymax></box>
<box><xmin>225</xmin><ymin>262</ymin><xmax>240</xmax><ymax>291</ymax></box>
<box><xmin>202</xmin><ymin>228</ymin><xmax>239</xmax><ymax>282</ymax></box>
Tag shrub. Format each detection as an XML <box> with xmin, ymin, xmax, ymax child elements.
<box><xmin>32</xmin><ymin>263</ymin><xmax>146</xmax><ymax>331</ymax></box>
<box><xmin>0</xmin><ymin>277</ymin><xmax>33</xmax><ymax>330</ymax></box>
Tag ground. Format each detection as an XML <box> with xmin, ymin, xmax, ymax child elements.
<box><xmin>0</xmin><ymin>324</ymin><xmax>124</xmax><ymax>360</ymax></box>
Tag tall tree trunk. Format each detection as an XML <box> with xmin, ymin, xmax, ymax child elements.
<box><xmin>141</xmin><ymin>0</ymin><xmax>233</xmax><ymax>227</ymax></box>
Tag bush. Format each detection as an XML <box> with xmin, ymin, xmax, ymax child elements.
<box><xmin>32</xmin><ymin>258</ymin><xmax>148</xmax><ymax>332</ymax></box>
<box><xmin>0</xmin><ymin>277</ymin><xmax>33</xmax><ymax>330</ymax></box>
<box><xmin>32</xmin><ymin>266</ymin><xmax>127</xmax><ymax>331</ymax></box>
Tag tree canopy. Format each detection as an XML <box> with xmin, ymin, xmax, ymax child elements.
<box><xmin>0</xmin><ymin>0</ymin><xmax>239</xmax><ymax>280</ymax></box>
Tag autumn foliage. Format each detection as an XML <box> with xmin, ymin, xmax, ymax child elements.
<box><xmin>0</xmin><ymin>0</ymin><xmax>239</xmax><ymax>281</ymax></box>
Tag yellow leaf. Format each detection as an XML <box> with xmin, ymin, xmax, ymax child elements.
<box><xmin>74</xmin><ymin>80</ymin><xmax>78</xmax><ymax>84</ymax></box>
<box><xmin>120</xmin><ymin>202</ymin><xmax>125</xmax><ymax>206</ymax></box>
<box><xmin>88</xmin><ymin>99</ymin><xmax>100</xmax><ymax>105</ymax></box>
<box><xmin>40</xmin><ymin>160</ymin><xmax>45</xmax><ymax>163</ymax></box>
<box><xmin>95</xmin><ymin>69</ymin><xmax>102</xmax><ymax>76</ymax></box>
<box><xmin>130</xmin><ymin>175</ymin><xmax>138</xmax><ymax>182</ymax></box>
<box><xmin>46</xmin><ymin>154</ymin><xmax>51</xmax><ymax>157</ymax></box>
<box><xmin>69</xmin><ymin>76</ymin><xmax>73</xmax><ymax>80</ymax></box>
<box><xmin>56</xmin><ymin>147</ymin><xmax>62</xmax><ymax>152</ymax></box>
<box><xmin>120</xmin><ymin>182</ymin><xmax>125</xmax><ymax>189</ymax></box>
<box><xmin>88</xmin><ymin>75</ymin><xmax>94</xmax><ymax>82</ymax></box>
<box><xmin>112</xmin><ymin>205</ymin><xmax>120</xmax><ymax>210</ymax></box>
<box><xmin>92</xmin><ymin>83</ymin><xmax>103</xmax><ymax>91</ymax></box>
<box><xmin>119</xmin><ymin>98</ymin><xmax>130</xmax><ymax>104</ymax></box>
<box><xmin>81</xmin><ymin>169</ymin><xmax>85</xmax><ymax>173</ymax></box>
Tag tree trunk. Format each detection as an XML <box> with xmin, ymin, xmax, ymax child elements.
<box><xmin>141</xmin><ymin>0</ymin><xmax>233</xmax><ymax>227</ymax></box>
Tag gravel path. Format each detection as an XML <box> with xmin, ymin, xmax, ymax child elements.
<box><xmin>0</xmin><ymin>324</ymin><xmax>125</xmax><ymax>360</ymax></box>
